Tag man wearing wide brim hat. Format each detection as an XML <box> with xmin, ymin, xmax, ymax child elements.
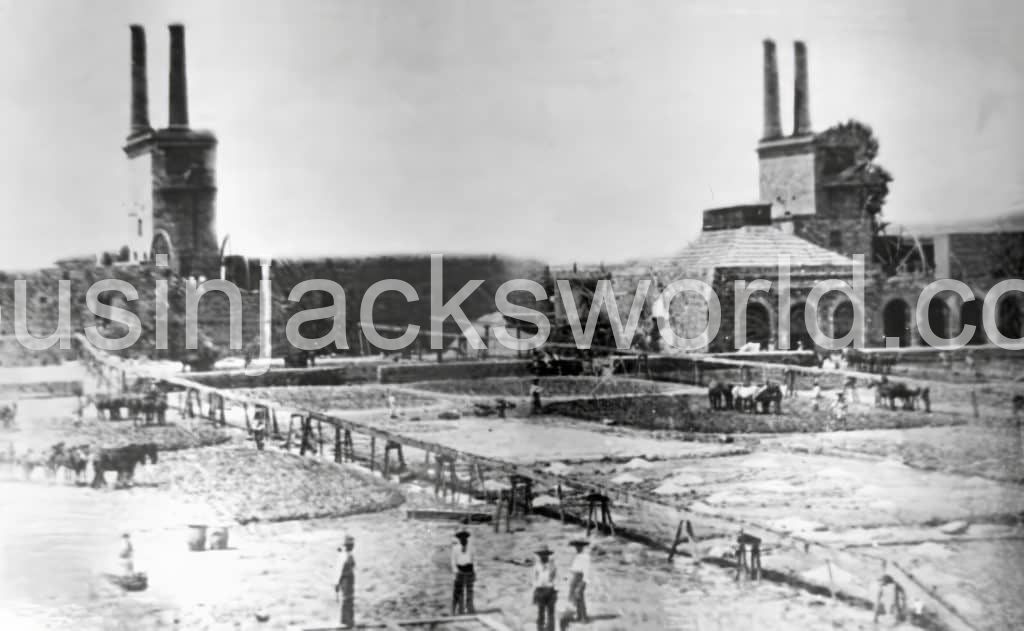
<box><xmin>335</xmin><ymin>535</ymin><xmax>356</xmax><ymax>628</ymax></box>
<box><xmin>451</xmin><ymin>529</ymin><xmax>476</xmax><ymax>615</ymax></box>
<box><xmin>532</xmin><ymin>544</ymin><xmax>557</xmax><ymax>631</ymax></box>
<box><xmin>566</xmin><ymin>540</ymin><xmax>591</xmax><ymax>624</ymax></box>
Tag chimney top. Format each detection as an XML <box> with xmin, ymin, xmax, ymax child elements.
<box><xmin>168</xmin><ymin>23</ymin><xmax>189</xmax><ymax>129</ymax></box>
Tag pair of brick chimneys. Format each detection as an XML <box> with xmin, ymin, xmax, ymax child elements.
<box><xmin>762</xmin><ymin>40</ymin><xmax>811</xmax><ymax>140</ymax></box>
<box><xmin>129</xmin><ymin>24</ymin><xmax>189</xmax><ymax>137</ymax></box>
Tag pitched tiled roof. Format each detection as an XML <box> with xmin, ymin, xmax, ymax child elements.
<box><xmin>664</xmin><ymin>225</ymin><xmax>857</xmax><ymax>271</ymax></box>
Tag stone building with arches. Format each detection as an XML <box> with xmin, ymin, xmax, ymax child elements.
<box><xmin>554</xmin><ymin>39</ymin><xmax>1024</xmax><ymax>352</ymax></box>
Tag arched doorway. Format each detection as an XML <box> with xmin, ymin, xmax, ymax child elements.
<box><xmin>744</xmin><ymin>302</ymin><xmax>772</xmax><ymax>348</ymax></box>
<box><xmin>997</xmin><ymin>293</ymin><xmax>1023</xmax><ymax>340</ymax></box>
<box><xmin>832</xmin><ymin>300</ymin><xmax>855</xmax><ymax>340</ymax></box>
<box><xmin>882</xmin><ymin>299</ymin><xmax>912</xmax><ymax>347</ymax></box>
<box><xmin>927</xmin><ymin>294</ymin><xmax>952</xmax><ymax>340</ymax></box>
<box><xmin>151</xmin><ymin>230</ymin><xmax>175</xmax><ymax>271</ymax></box>
<box><xmin>789</xmin><ymin>302</ymin><xmax>814</xmax><ymax>350</ymax></box>
<box><xmin>961</xmin><ymin>300</ymin><xmax>985</xmax><ymax>345</ymax></box>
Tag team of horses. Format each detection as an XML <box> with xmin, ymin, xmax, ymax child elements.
<box><xmin>707</xmin><ymin>381</ymin><xmax>784</xmax><ymax>414</ymax></box>
<box><xmin>707</xmin><ymin>377</ymin><xmax>936</xmax><ymax>415</ymax></box>
<box><xmin>88</xmin><ymin>387</ymin><xmax>169</xmax><ymax>427</ymax></box>
<box><xmin>3</xmin><ymin>441</ymin><xmax>158</xmax><ymax>489</ymax></box>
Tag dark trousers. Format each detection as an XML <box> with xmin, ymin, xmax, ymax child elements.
<box><xmin>339</xmin><ymin>592</ymin><xmax>354</xmax><ymax>628</ymax></box>
<box><xmin>568</xmin><ymin>572</ymin><xmax>587</xmax><ymax>621</ymax></box>
<box><xmin>452</xmin><ymin>567</ymin><xmax>475</xmax><ymax>614</ymax></box>
<box><xmin>534</xmin><ymin>587</ymin><xmax>557</xmax><ymax>631</ymax></box>
<box><xmin>532</xmin><ymin>394</ymin><xmax>542</xmax><ymax>414</ymax></box>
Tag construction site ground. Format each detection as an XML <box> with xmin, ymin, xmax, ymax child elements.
<box><xmin>3</xmin><ymin>357</ymin><xmax>1023</xmax><ymax>630</ymax></box>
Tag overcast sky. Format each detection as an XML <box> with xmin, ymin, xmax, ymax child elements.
<box><xmin>1</xmin><ymin>0</ymin><xmax>1022</xmax><ymax>269</ymax></box>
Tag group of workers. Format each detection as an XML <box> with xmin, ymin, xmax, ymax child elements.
<box><xmin>333</xmin><ymin>530</ymin><xmax>593</xmax><ymax>631</ymax></box>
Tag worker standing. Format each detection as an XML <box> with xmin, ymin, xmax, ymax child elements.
<box><xmin>783</xmin><ymin>367</ymin><xmax>797</xmax><ymax>398</ymax></box>
<box><xmin>843</xmin><ymin>375</ymin><xmax>859</xmax><ymax>404</ymax></box>
<box><xmin>335</xmin><ymin>535</ymin><xmax>356</xmax><ymax>628</ymax></box>
<box><xmin>119</xmin><ymin>533</ymin><xmax>134</xmax><ymax>576</ymax></box>
<box><xmin>251</xmin><ymin>409</ymin><xmax>266</xmax><ymax>451</ymax></box>
<box><xmin>530</xmin><ymin>379</ymin><xmax>544</xmax><ymax>415</ymax></box>
<box><xmin>532</xmin><ymin>544</ymin><xmax>557</xmax><ymax>631</ymax></box>
<box><xmin>386</xmin><ymin>390</ymin><xmax>398</xmax><ymax>419</ymax></box>
<box><xmin>567</xmin><ymin>540</ymin><xmax>591</xmax><ymax>623</ymax></box>
<box><xmin>811</xmin><ymin>379</ymin><xmax>822</xmax><ymax>411</ymax></box>
<box><xmin>450</xmin><ymin>529</ymin><xmax>476</xmax><ymax>615</ymax></box>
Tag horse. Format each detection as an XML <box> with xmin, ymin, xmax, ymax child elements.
<box><xmin>91</xmin><ymin>443</ymin><xmax>159</xmax><ymax>489</ymax></box>
<box><xmin>753</xmin><ymin>383</ymin><xmax>784</xmax><ymax>414</ymax></box>
<box><xmin>48</xmin><ymin>443</ymin><xmax>91</xmax><ymax>484</ymax></box>
<box><xmin>732</xmin><ymin>384</ymin><xmax>766</xmax><ymax>413</ymax></box>
<box><xmin>871</xmin><ymin>382</ymin><xmax>922</xmax><ymax>411</ymax></box>
<box><xmin>16</xmin><ymin>448</ymin><xmax>50</xmax><ymax>481</ymax></box>
<box><xmin>0</xmin><ymin>401</ymin><xmax>17</xmax><ymax>429</ymax></box>
<box><xmin>141</xmin><ymin>390</ymin><xmax>168</xmax><ymax>425</ymax></box>
<box><xmin>707</xmin><ymin>380</ymin><xmax>734</xmax><ymax>410</ymax></box>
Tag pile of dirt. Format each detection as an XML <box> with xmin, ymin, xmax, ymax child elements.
<box><xmin>154</xmin><ymin>447</ymin><xmax>405</xmax><ymax>523</ymax></box>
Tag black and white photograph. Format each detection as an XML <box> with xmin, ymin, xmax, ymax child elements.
<box><xmin>1</xmin><ymin>1</ymin><xmax>1023</xmax><ymax>630</ymax></box>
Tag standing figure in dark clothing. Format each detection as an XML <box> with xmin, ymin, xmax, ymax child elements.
<box><xmin>783</xmin><ymin>367</ymin><xmax>797</xmax><ymax>398</ymax></box>
<box><xmin>532</xmin><ymin>544</ymin><xmax>557</xmax><ymax>631</ymax></box>
<box><xmin>335</xmin><ymin>535</ymin><xmax>356</xmax><ymax>628</ymax></box>
<box><xmin>451</xmin><ymin>529</ymin><xmax>476</xmax><ymax>615</ymax></box>
<box><xmin>530</xmin><ymin>379</ymin><xmax>544</xmax><ymax>415</ymax></box>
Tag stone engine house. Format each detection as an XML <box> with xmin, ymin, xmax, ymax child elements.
<box><xmin>554</xmin><ymin>39</ymin><xmax>1024</xmax><ymax>352</ymax></box>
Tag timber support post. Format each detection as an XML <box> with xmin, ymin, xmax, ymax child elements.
<box><xmin>369</xmin><ymin>436</ymin><xmax>376</xmax><ymax>472</ymax></box>
<box><xmin>584</xmin><ymin>493</ymin><xmax>614</xmax><ymax>537</ymax></box>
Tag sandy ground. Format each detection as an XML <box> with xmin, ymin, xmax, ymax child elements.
<box><xmin>0</xmin><ymin>479</ymin><xmax>915</xmax><ymax>631</ymax></box>
<box><xmin>4</xmin><ymin>360</ymin><xmax>1022</xmax><ymax>630</ymax></box>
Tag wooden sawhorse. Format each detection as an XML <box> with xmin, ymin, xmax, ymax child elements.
<box><xmin>735</xmin><ymin>532</ymin><xmax>762</xmax><ymax>581</ymax></box>
<box><xmin>584</xmin><ymin>492</ymin><xmax>615</xmax><ymax>537</ymax></box>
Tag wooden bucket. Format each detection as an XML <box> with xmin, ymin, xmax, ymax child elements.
<box><xmin>187</xmin><ymin>524</ymin><xmax>207</xmax><ymax>551</ymax></box>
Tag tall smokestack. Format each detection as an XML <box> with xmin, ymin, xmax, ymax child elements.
<box><xmin>762</xmin><ymin>40</ymin><xmax>782</xmax><ymax>140</ymax></box>
<box><xmin>129</xmin><ymin>25</ymin><xmax>150</xmax><ymax>136</ymax></box>
<box><xmin>168</xmin><ymin>24</ymin><xmax>189</xmax><ymax>129</ymax></box>
<box><xmin>793</xmin><ymin>41</ymin><xmax>811</xmax><ymax>136</ymax></box>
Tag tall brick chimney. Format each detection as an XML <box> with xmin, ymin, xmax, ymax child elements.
<box><xmin>129</xmin><ymin>25</ymin><xmax>150</xmax><ymax>137</ymax></box>
<box><xmin>793</xmin><ymin>41</ymin><xmax>812</xmax><ymax>136</ymax></box>
<box><xmin>762</xmin><ymin>39</ymin><xmax>782</xmax><ymax>140</ymax></box>
<box><xmin>168</xmin><ymin>24</ymin><xmax>189</xmax><ymax>129</ymax></box>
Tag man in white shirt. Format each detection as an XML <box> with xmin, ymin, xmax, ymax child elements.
<box><xmin>532</xmin><ymin>544</ymin><xmax>557</xmax><ymax>631</ymax></box>
<box><xmin>386</xmin><ymin>390</ymin><xmax>398</xmax><ymax>419</ymax></box>
<box><xmin>450</xmin><ymin>529</ymin><xmax>476</xmax><ymax>615</ymax></box>
<box><xmin>567</xmin><ymin>539</ymin><xmax>591</xmax><ymax>623</ymax></box>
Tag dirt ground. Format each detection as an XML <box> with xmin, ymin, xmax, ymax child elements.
<box><xmin>3</xmin><ymin>359</ymin><xmax>1023</xmax><ymax>630</ymax></box>
<box><xmin>0</xmin><ymin>478</ymin><xmax>916</xmax><ymax>631</ymax></box>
